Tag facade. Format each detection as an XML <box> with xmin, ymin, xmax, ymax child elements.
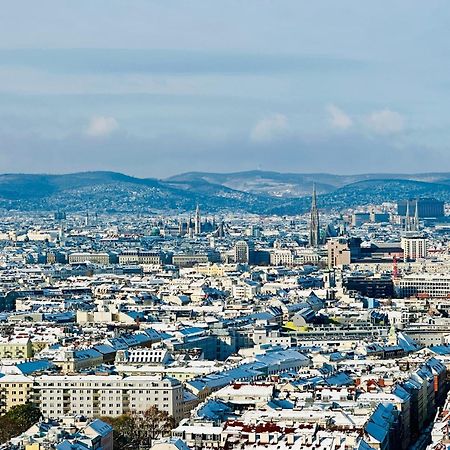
<box><xmin>395</xmin><ymin>273</ymin><xmax>450</xmax><ymax>298</ymax></box>
<box><xmin>118</xmin><ymin>250</ymin><xmax>162</xmax><ymax>265</ymax></box>
<box><xmin>172</xmin><ymin>254</ymin><xmax>209</xmax><ymax>268</ymax></box>
<box><xmin>34</xmin><ymin>375</ymin><xmax>184</xmax><ymax>422</ymax></box>
<box><xmin>270</xmin><ymin>249</ymin><xmax>294</xmax><ymax>266</ymax></box>
<box><xmin>401</xmin><ymin>235</ymin><xmax>427</xmax><ymax>261</ymax></box>
<box><xmin>0</xmin><ymin>337</ymin><xmax>33</xmax><ymax>359</ymax></box>
<box><xmin>115</xmin><ymin>348</ymin><xmax>171</xmax><ymax>364</ymax></box>
<box><xmin>344</xmin><ymin>275</ymin><xmax>394</xmax><ymax>298</ymax></box>
<box><xmin>68</xmin><ymin>252</ymin><xmax>112</xmax><ymax>265</ymax></box>
<box><xmin>327</xmin><ymin>238</ymin><xmax>351</xmax><ymax>268</ymax></box>
<box><xmin>234</xmin><ymin>241</ymin><xmax>250</xmax><ymax>264</ymax></box>
<box><xmin>0</xmin><ymin>374</ymin><xmax>33</xmax><ymax>413</ymax></box>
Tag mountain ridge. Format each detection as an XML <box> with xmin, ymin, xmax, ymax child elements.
<box><xmin>0</xmin><ymin>170</ymin><xmax>448</xmax><ymax>214</ymax></box>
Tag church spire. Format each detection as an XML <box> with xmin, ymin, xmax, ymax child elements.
<box><xmin>309</xmin><ymin>183</ymin><xmax>320</xmax><ymax>247</ymax></box>
<box><xmin>405</xmin><ymin>200</ymin><xmax>411</xmax><ymax>232</ymax></box>
<box><xmin>194</xmin><ymin>204</ymin><xmax>201</xmax><ymax>235</ymax></box>
<box><xmin>413</xmin><ymin>199</ymin><xmax>419</xmax><ymax>232</ymax></box>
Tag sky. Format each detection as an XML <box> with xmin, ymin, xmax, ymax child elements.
<box><xmin>0</xmin><ymin>0</ymin><xmax>450</xmax><ymax>177</ymax></box>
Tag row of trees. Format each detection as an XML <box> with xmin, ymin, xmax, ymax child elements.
<box><xmin>0</xmin><ymin>403</ymin><xmax>42</xmax><ymax>444</ymax></box>
<box><xmin>101</xmin><ymin>406</ymin><xmax>175</xmax><ymax>450</ymax></box>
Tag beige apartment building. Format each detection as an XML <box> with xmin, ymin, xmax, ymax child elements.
<box><xmin>34</xmin><ymin>374</ymin><xmax>185</xmax><ymax>422</ymax></box>
<box><xmin>0</xmin><ymin>337</ymin><xmax>33</xmax><ymax>359</ymax></box>
<box><xmin>0</xmin><ymin>374</ymin><xmax>33</xmax><ymax>413</ymax></box>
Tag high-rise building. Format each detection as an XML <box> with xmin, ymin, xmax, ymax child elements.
<box><xmin>327</xmin><ymin>237</ymin><xmax>351</xmax><ymax>268</ymax></box>
<box><xmin>234</xmin><ymin>240</ymin><xmax>250</xmax><ymax>264</ymax></box>
<box><xmin>309</xmin><ymin>184</ymin><xmax>320</xmax><ymax>247</ymax></box>
<box><xmin>401</xmin><ymin>235</ymin><xmax>427</xmax><ymax>261</ymax></box>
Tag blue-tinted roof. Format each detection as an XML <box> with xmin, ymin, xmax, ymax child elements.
<box><xmin>179</xmin><ymin>327</ymin><xmax>205</xmax><ymax>336</ymax></box>
<box><xmin>326</xmin><ymin>372</ymin><xmax>354</xmax><ymax>386</ymax></box>
<box><xmin>16</xmin><ymin>360</ymin><xmax>56</xmax><ymax>375</ymax></box>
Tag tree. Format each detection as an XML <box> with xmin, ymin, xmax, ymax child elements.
<box><xmin>101</xmin><ymin>414</ymin><xmax>136</xmax><ymax>450</ymax></box>
<box><xmin>0</xmin><ymin>403</ymin><xmax>42</xmax><ymax>444</ymax></box>
<box><xmin>101</xmin><ymin>406</ymin><xmax>175</xmax><ymax>450</ymax></box>
<box><xmin>134</xmin><ymin>406</ymin><xmax>175</xmax><ymax>448</ymax></box>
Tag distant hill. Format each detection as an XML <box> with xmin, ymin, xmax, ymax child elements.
<box><xmin>0</xmin><ymin>171</ymin><xmax>275</xmax><ymax>213</ymax></box>
<box><xmin>266</xmin><ymin>179</ymin><xmax>450</xmax><ymax>215</ymax></box>
<box><xmin>0</xmin><ymin>170</ymin><xmax>449</xmax><ymax>214</ymax></box>
<box><xmin>167</xmin><ymin>170</ymin><xmax>450</xmax><ymax>198</ymax></box>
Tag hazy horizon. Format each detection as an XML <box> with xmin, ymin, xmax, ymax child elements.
<box><xmin>1</xmin><ymin>1</ymin><xmax>450</xmax><ymax>176</ymax></box>
<box><xmin>3</xmin><ymin>168</ymin><xmax>450</xmax><ymax>180</ymax></box>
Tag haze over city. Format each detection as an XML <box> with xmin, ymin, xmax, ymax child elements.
<box><xmin>1</xmin><ymin>1</ymin><xmax>449</xmax><ymax>176</ymax></box>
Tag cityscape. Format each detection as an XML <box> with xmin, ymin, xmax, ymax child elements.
<box><xmin>3</xmin><ymin>1</ymin><xmax>450</xmax><ymax>450</ymax></box>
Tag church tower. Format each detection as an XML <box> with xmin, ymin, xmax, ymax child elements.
<box><xmin>309</xmin><ymin>184</ymin><xmax>320</xmax><ymax>247</ymax></box>
<box><xmin>194</xmin><ymin>204</ymin><xmax>201</xmax><ymax>235</ymax></box>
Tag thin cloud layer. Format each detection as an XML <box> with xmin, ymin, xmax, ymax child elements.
<box><xmin>326</xmin><ymin>104</ymin><xmax>353</xmax><ymax>130</ymax></box>
<box><xmin>365</xmin><ymin>109</ymin><xmax>405</xmax><ymax>135</ymax></box>
<box><xmin>250</xmin><ymin>114</ymin><xmax>289</xmax><ymax>143</ymax></box>
<box><xmin>86</xmin><ymin>116</ymin><xmax>119</xmax><ymax>138</ymax></box>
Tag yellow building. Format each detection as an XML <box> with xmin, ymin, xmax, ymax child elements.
<box><xmin>0</xmin><ymin>374</ymin><xmax>33</xmax><ymax>413</ymax></box>
<box><xmin>0</xmin><ymin>338</ymin><xmax>33</xmax><ymax>359</ymax></box>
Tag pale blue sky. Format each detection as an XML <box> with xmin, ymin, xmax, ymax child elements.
<box><xmin>0</xmin><ymin>0</ymin><xmax>449</xmax><ymax>176</ymax></box>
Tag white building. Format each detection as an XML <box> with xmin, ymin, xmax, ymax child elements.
<box><xmin>395</xmin><ymin>273</ymin><xmax>450</xmax><ymax>298</ymax></box>
<box><xmin>401</xmin><ymin>235</ymin><xmax>427</xmax><ymax>261</ymax></box>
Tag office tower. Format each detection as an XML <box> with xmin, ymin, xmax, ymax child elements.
<box><xmin>309</xmin><ymin>184</ymin><xmax>320</xmax><ymax>247</ymax></box>
<box><xmin>234</xmin><ymin>240</ymin><xmax>250</xmax><ymax>264</ymax></box>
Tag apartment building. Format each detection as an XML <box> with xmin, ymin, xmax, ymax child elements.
<box><xmin>0</xmin><ymin>374</ymin><xmax>33</xmax><ymax>413</ymax></box>
<box><xmin>34</xmin><ymin>374</ymin><xmax>184</xmax><ymax>422</ymax></box>
<box><xmin>0</xmin><ymin>337</ymin><xmax>33</xmax><ymax>359</ymax></box>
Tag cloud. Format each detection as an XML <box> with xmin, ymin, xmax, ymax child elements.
<box><xmin>365</xmin><ymin>109</ymin><xmax>405</xmax><ymax>135</ymax></box>
<box><xmin>0</xmin><ymin>49</ymin><xmax>365</xmax><ymax>76</ymax></box>
<box><xmin>86</xmin><ymin>116</ymin><xmax>119</xmax><ymax>137</ymax></box>
<box><xmin>326</xmin><ymin>104</ymin><xmax>353</xmax><ymax>130</ymax></box>
<box><xmin>250</xmin><ymin>113</ymin><xmax>289</xmax><ymax>143</ymax></box>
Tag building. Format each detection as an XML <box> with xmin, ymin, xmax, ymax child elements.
<box><xmin>0</xmin><ymin>374</ymin><xmax>33</xmax><ymax>413</ymax></box>
<box><xmin>327</xmin><ymin>238</ymin><xmax>351</xmax><ymax>268</ymax></box>
<box><xmin>0</xmin><ymin>337</ymin><xmax>33</xmax><ymax>359</ymax></box>
<box><xmin>401</xmin><ymin>235</ymin><xmax>427</xmax><ymax>261</ymax></box>
<box><xmin>309</xmin><ymin>185</ymin><xmax>320</xmax><ymax>247</ymax></box>
<box><xmin>395</xmin><ymin>273</ymin><xmax>450</xmax><ymax>298</ymax></box>
<box><xmin>119</xmin><ymin>250</ymin><xmax>162</xmax><ymax>265</ymax></box>
<box><xmin>234</xmin><ymin>240</ymin><xmax>250</xmax><ymax>264</ymax></box>
<box><xmin>34</xmin><ymin>374</ymin><xmax>185</xmax><ymax>422</ymax></box>
<box><xmin>194</xmin><ymin>205</ymin><xmax>201</xmax><ymax>236</ymax></box>
<box><xmin>172</xmin><ymin>254</ymin><xmax>209</xmax><ymax>268</ymax></box>
<box><xmin>270</xmin><ymin>249</ymin><xmax>294</xmax><ymax>266</ymax></box>
<box><xmin>68</xmin><ymin>252</ymin><xmax>113</xmax><ymax>265</ymax></box>
<box><xmin>344</xmin><ymin>274</ymin><xmax>394</xmax><ymax>298</ymax></box>
<box><xmin>352</xmin><ymin>212</ymin><xmax>371</xmax><ymax>227</ymax></box>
